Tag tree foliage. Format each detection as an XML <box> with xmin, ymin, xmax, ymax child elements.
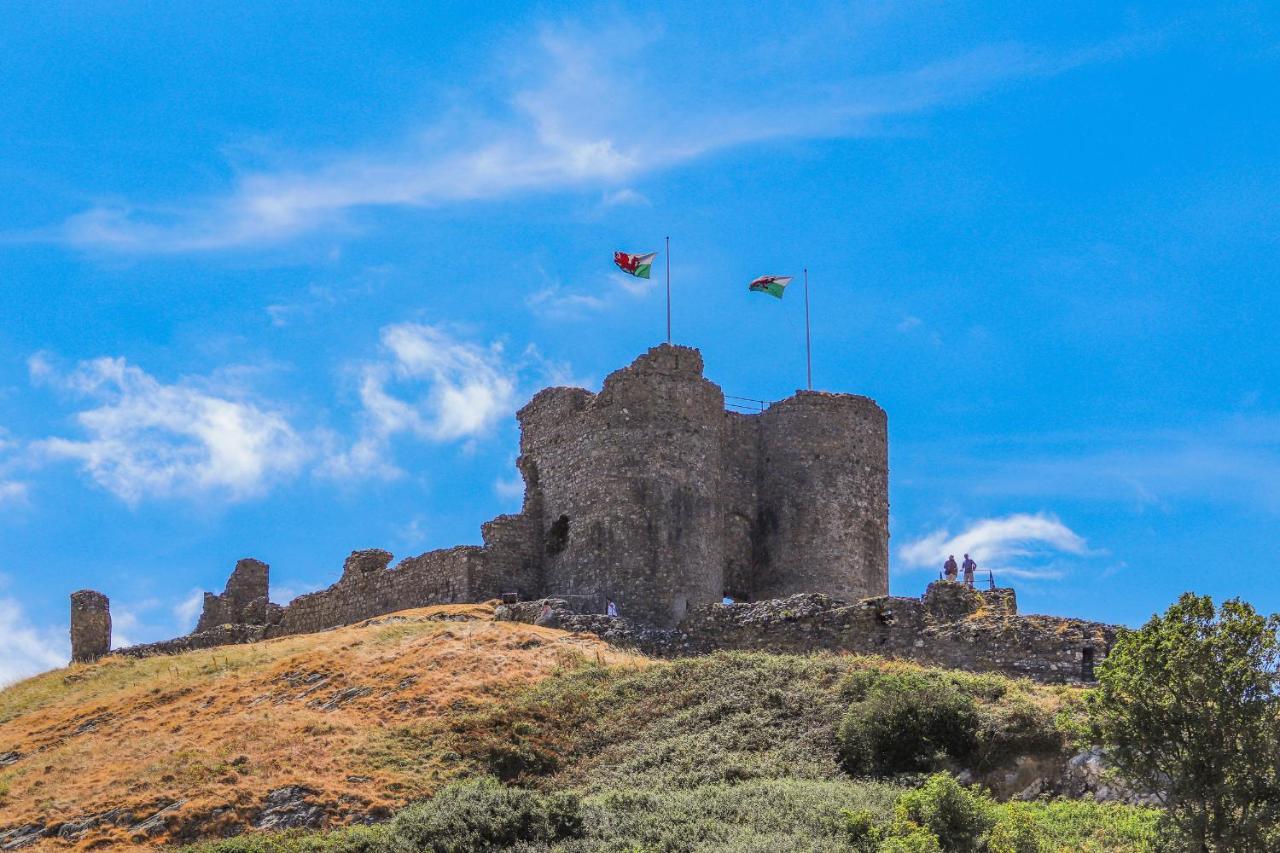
<box><xmin>837</xmin><ymin>672</ymin><xmax>980</xmax><ymax>776</ymax></box>
<box><xmin>1088</xmin><ymin>593</ymin><xmax>1280</xmax><ymax>851</ymax></box>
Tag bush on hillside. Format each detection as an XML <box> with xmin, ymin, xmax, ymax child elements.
<box><xmin>842</xmin><ymin>808</ymin><xmax>885</xmax><ymax>851</ymax></box>
<box><xmin>837</xmin><ymin>673</ymin><xmax>980</xmax><ymax>776</ymax></box>
<box><xmin>387</xmin><ymin>776</ymin><xmax>581</xmax><ymax>852</ymax></box>
<box><xmin>182</xmin><ymin>776</ymin><xmax>1162</xmax><ymax>853</ymax></box>
<box><xmin>182</xmin><ymin>826</ymin><xmax>390</xmax><ymax>853</ymax></box>
<box><xmin>893</xmin><ymin>773</ymin><xmax>995</xmax><ymax>853</ymax></box>
<box><xmin>878</xmin><ymin>826</ymin><xmax>944</xmax><ymax>852</ymax></box>
<box><xmin>986</xmin><ymin>808</ymin><xmax>1047</xmax><ymax>853</ymax></box>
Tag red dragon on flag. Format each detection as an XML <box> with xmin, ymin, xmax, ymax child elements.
<box><xmin>613</xmin><ymin>250</ymin><xmax>657</xmax><ymax>279</ymax></box>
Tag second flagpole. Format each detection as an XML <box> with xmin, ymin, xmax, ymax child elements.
<box><xmin>665</xmin><ymin>236</ymin><xmax>671</xmax><ymax>344</ymax></box>
<box><xmin>804</xmin><ymin>267</ymin><xmax>812</xmax><ymax>390</ymax></box>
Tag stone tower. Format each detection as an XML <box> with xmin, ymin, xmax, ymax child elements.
<box><xmin>514</xmin><ymin>344</ymin><xmax>889</xmax><ymax>627</ymax></box>
<box><xmin>518</xmin><ymin>346</ymin><xmax>726</xmax><ymax>626</ymax></box>
<box><xmin>70</xmin><ymin>589</ymin><xmax>111</xmax><ymax>663</ymax></box>
<box><xmin>754</xmin><ymin>391</ymin><xmax>889</xmax><ymax>602</ymax></box>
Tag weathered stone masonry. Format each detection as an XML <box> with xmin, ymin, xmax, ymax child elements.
<box><xmin>69</xmin><ymin>344</ymin><xmax>1112</xmax><ymax>683</ymax></box>
<box><xmin>499</xmin><ymin>582</ymin><xmax>1115</xmax><ymax>685</ymax></box>
<box><xmin>516</xmin><ymin>345</ymin><xmax>889</xmax><ymax>625</ymax></box>
<box><xmin>69</xmin><ymin>590</ymin><xmax>111</xmax><ymax>663</ymax></box>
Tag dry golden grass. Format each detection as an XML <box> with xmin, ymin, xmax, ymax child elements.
<box><xmin>0</xmin><ymin>603</ymin><xmax>644</xmax><ymax>849</ymax></box>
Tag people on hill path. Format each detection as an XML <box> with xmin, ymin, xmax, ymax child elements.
<box><xmin>606</xmin><ymin>599</ymin><xmax>618</xmax><ymax>617</ymax></box>
<box><xmin>962</xmin><ymin>554</ymin><xmax>977</xmax><ymax>588</ymax></box>
<box><xmin>943</xmin><ymin>555</ymin><xmax>958</xmax><ymax>581</ymax></box>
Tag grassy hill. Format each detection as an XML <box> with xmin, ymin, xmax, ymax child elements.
<box><xmin>0</xmin><ymin>604</ymin><xmax>641</xmax><ymax>848</ymax></box>
<box><xmin>0</xmin><ymin>604</ymin><xmax>1159</xmax><ymax>851</ymax></box>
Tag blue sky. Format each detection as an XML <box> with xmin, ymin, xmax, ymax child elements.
<box><xmin>2</xmin><ymin>2</ymin><xmax>1277</xmax><ymax>682</ymax></box>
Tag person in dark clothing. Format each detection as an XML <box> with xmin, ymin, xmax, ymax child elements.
<box><xmin>943</xmin><ymin>555</ymin><xmax>959</xmax><ymax>581</ymax></box>
<box><xmin>962</xmin><ymin>554</ymin><xmax>977</xmax><ymax>588</ymax></box>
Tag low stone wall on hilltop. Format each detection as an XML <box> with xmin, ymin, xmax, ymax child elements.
<box><xmin>497</xmin><ymin>581</ymin><xmax>1113</xmax><ymax>684</ymax></box>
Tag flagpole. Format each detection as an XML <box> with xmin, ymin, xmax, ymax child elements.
<box><xmin>804</xmin><ymin>267</ymin><xmax>812</xmax><ymax>390</ymax></box>
<box><xmin>665</xmin><ymin>236</ymin><xmax>671</xmax><ymax>344</ymax></box>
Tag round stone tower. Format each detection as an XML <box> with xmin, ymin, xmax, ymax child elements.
<box><xmin>518</xmin><ymin>345</ymin><xmax>725</xmax><ymax>626</ymax></box>
<box><xmin>754</xmin><ymin>391</ymin><xmax>889</xmax><ymax>602</ymax></box>
<box><xmin>70</xmin><ymin>589</ymin><xmax>112</xmax><ymax>663</ymax></box>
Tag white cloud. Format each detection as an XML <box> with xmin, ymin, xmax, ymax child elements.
<box><xmin>494</xmin><ymin>473</ymin><xmax>525</xmax><ymax>503</ymax></box>
<box><xmin>601</xmin><ymin>187</ymin><xmax>649</xmax><ymax>207</ymax></box>
<box><xmin>51</xmin><ymin>22</ymin><xmax>1142</xmax><ymax>254</ymax></box>
<box><xmin>0</xmin><ymin>596</ymin><xmax>68</xmax><ymax>686</ymax></box>
<box><xmin>0</xmin><ymin>428</ymin><xmax>29</xmax><ymax>505</ymax></box>
<box><xmin>174</xmin><ymin>589</ymin><xmax>205</xmax><ymax>632</ymax></box>
<box><xmin>269</xmin><ymin>581</ymin><xmax>321</xmax><ymax>607</ymax></box>
<box><xmin>898</xmin><ymin>512</ymin><xmax>1090</xmax><ymax>580</ymax></box>
<box><xmin>323</xmin><ymin>323</ymin><xmax>519</xmax><ymax>478</ymax></box>
<box><xmin>525</xmin><ymin>284</ymin><xmax>610</xmax><ymax>320</ymax></box>
<box><xmin>896</xmin><ymin>315</ymin><xmax>923</xmax><ymax>332</ymax></box>
<box><xmin>30</xmin><ymin>355</ymin><xmax>309</xmax><ymax>504</ymax></box>
<box><xmin>109</xmin><ymin>605</ymin><xmax>142</xmax><ymax>649</ymax></box>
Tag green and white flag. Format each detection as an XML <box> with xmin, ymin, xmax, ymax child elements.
<box><xmin>749</xmin><ymin>275</ymin><xmax>793</xmax><ymax>299</ymax></box>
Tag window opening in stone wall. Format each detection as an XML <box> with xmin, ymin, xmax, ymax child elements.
<box><xmin>545</xmin><ymin>514</ymin><xmax>570</xmax><ymax>556</ymax></box>
<box><xmin>1081</xmin><ymin>646</ymin><xmax>1096</xmax><ymax>681</ymax></box>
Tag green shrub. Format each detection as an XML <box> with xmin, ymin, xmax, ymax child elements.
<box><xmin>841</xmin><ymin>808</ymin><xmax>884</xmax><ymax>851</ymax></box>
<box><xmin>837</xmin><ymin>673</ymin><xmax>979</xmax><ymax>776</ymax></box>
<box><xmin>987</xmin><ymin>808</ymin><xmax>1047</xmax><ymax>853</ymax></box>
<box><xmin>893</xmin><ymin>773</ymin><xmax>994</xmax><ymax>853</ymax></box>
<box><xmin>182</xmin><ymin>826</ymin><xmax>391</xmax><ymax>852</ymax></box>
<box><xmin>878</xmin><ymin>826</ymin><xmax>943</xmax><ymax>853</ymax></box>
<box><xmin>387</xmin><ymin>776</ymin><xmax>581</xmax><ymax>852</ymax></box>
<box><xmin>971</xmin><ymin>693</ymin><xmax>1062</xmax><ymax>772</ymax></box>
<box><xmin>991</xmin><ymin>800</ymin><xmax>1160</xmax><ymax>852</ymax></box>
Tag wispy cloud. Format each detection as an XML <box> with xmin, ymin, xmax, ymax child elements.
<box><xmin>49</xmin><ymin>22</ymin><xmax>1144</xmax><ymax>254</ymax></box>
<box><xmin>911</xmin><ymin>416</ymin><xmax>1280</xmax><ymax>516</ymax></box>
<box><xmin>898</xmin><ymin>512</ymin><xmax>1091</xmax><ymax>580</ymax></box>
<box><xmin>30</xmin><ymin>354</ymin><xmax>309</xmax><ymax>504</ymax></box>
<box><xmin>0</xmin><ymin>428</ymin><xmax>29</xmax><ymax>505</ymax></box>
<box><xmin>525</xmin><ymin>284</ymin><xmax>611</xmax><ymax>320</ymax></box>
<box><xmin>494</xmin><ymin>472</ymin><xmax>525</xmax><ymax>503</ymax></box>
<box><xmin>0</xmin><ymin>591</ymin><xmax>68</xmax><ymax>686</ymax></box>
<box><xmin>322</xmin><ymin>323</ymin><xmax>520</xmax><ymax>479</ymax></box>
<box><xmin>601</xmin><ymin>187</ymin><xmax>649</xmax><ymax>208</ymax></box>
<box><xmin>174</xmin><ymin>589</ymin><xmax>205</xmax><ymax>632</ymax></box>
<box><xmin>524</xmin><ymin>263</ymin><xmax>659</xmax><ymax>321</ymax></box>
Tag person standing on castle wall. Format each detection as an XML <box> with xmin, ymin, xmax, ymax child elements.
<box><xmin>606</xmin><ymin>599</ymin><xmax>618</xmax><ymax>618</ymax></box>
<box><xmin>962</xmin><ymin>554</ymin><xmax>978</xmax><ymax>588</ymax></box>
<box><xmin>944</xmin><ymin>555</ymin><xmax>958</xmax><ymax>582</ymax></box>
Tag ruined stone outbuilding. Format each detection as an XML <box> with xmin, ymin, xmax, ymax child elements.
<box><xmin>69</xmin><ymin>590</ymin><xmax>111</xmax><ymax>663</ymax></box>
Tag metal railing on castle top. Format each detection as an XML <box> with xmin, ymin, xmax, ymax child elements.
<box><xmin>725</xmin><ymin>394</ymin><xmax>768</xmax><ymax>413</ymax></box>
<box><xmin>938</xmin><ymin>570</ymin><xmax>999</xmax><ymax>590</ymax></box>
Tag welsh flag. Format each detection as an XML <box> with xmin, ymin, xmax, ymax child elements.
<box><xmin>614</xmin><ymin>250</ymin><xmax>657</xmax><ymax>279</ymax></box>
<box><xmin>749</xmin><ymin>275</ymin><xmax>793</xmax><ymax>299</ymax></box>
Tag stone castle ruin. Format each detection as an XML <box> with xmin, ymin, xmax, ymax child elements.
<box><xmin>69</xmin><ymin>345</ymin><xmax>1112</xmax><ymax>683</ymax></box>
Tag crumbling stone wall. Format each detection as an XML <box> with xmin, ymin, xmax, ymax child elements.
<box><xmin>70</xmin><ymin>590</ymin><xmax>111</xmax><ymax>663</ymax></box>
<box><xmin>195</xmin><ymin>558</ymin><xmax>273</xmax><ymax>631</ymax></box>
<box><xmin>498</xmin><ymin>582</ymin><xmax>1114</xmax><ymax>685</ymax></box>
<box><xmin>268</xmin><ymin>547</ymin><xmax>491</xmax><ymax>637</ymax></box>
